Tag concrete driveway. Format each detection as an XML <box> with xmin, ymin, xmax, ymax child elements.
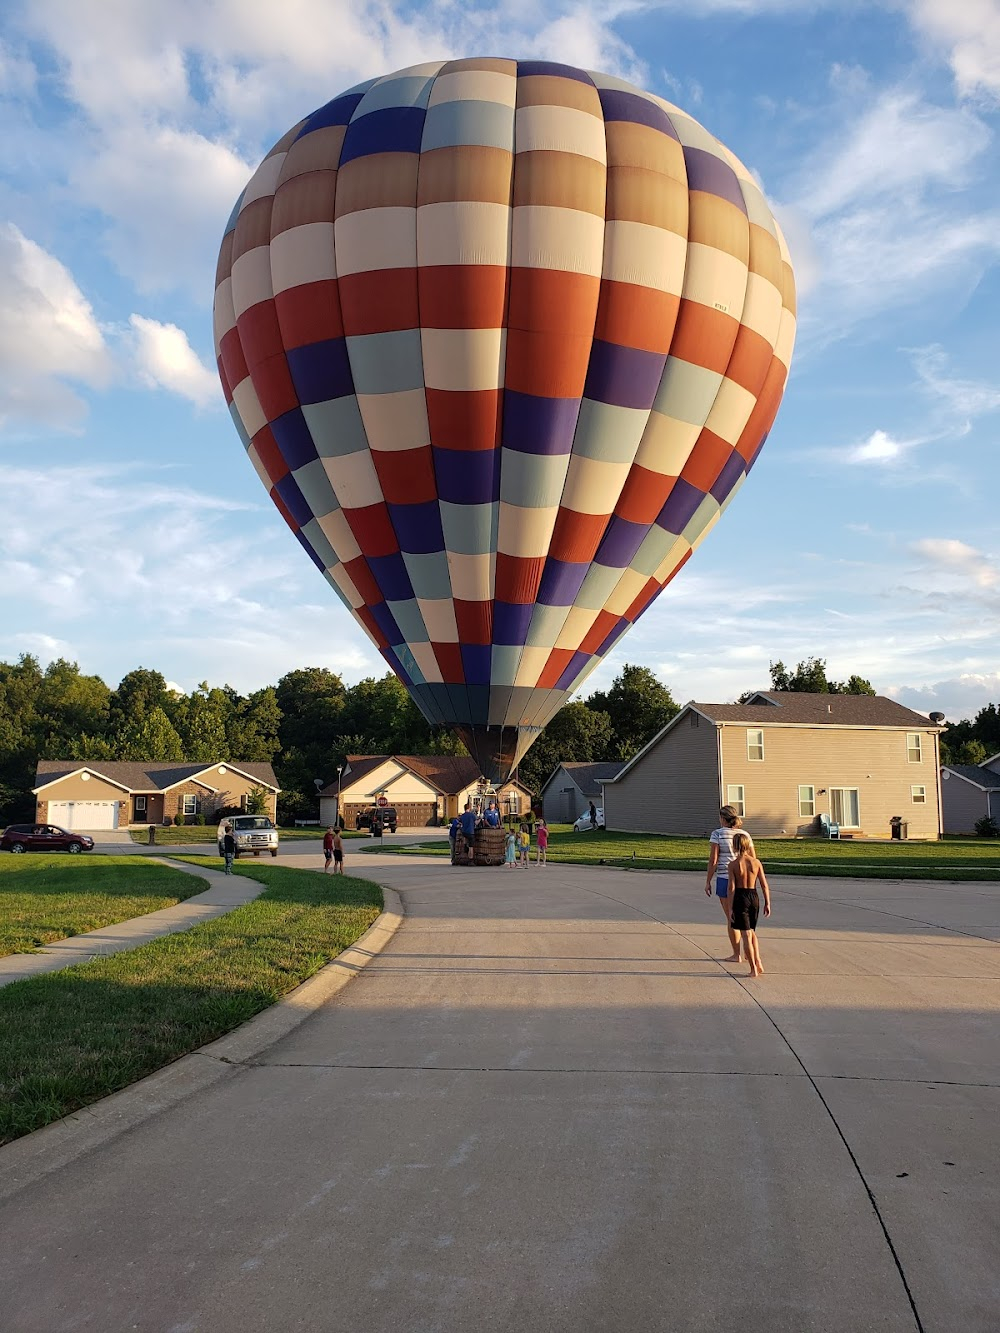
<box><xmin>1</xmin><ymin>859</ymin><xmax>998</xmax><ymax>1332</ymax></box>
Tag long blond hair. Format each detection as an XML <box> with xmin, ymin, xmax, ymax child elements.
<box><xmin>733</xmin><ymin>832</ymin><xmax>752</xmax><ymax>857</ymax></box>
<box><xmin>720</xmin><ymin>805</ymin><xmax>742</xmax><ymax>828</ymax></box>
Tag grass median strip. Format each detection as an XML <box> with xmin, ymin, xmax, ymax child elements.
<box><xmin>0</xmin><ymin>861</ymin><xmax>382</xmax><ymax>1145</ymax></box>
<box><xmin>0</xmin><ymin>856</ymin><xmax>203</xmax><ymax>956</ymax></box>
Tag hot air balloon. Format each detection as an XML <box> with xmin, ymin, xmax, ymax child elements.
<box><xmin>214</xmin><ymin>59</ymin><xmax>795</xmax><ymax>781</ymax></box>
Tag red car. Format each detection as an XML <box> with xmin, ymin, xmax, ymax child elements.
<box><xmin>0</xmin><ymin>823</ymin><xmax>95</xmax><ymax>854</ymax></box>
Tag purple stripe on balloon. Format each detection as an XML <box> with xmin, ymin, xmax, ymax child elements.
<box><xmin>657</xmin><ymin>478</ymin><xmax>704</xmax><ymax>533</ymax></box>
<box><xmin>286</xmin><ymin>338</ymin><xmax>353</xmax><ymax>405</ymax></box>
<box><xmin>537</xmin><ymin>558</ymin><xmax>588</xmax><ymax>606</ymax></box>
<box><xmin>555</xmin><ymin>650</ymin><xmax>590</xmax><ymax>692</ymax></box>
<box><xmin>462</xmin><ymin>645</ymin><xmax>493</xmax><ymax>686</ymax></box>
<box><xmin>388</xmin><ymin>500</ymin><xmax>445</xmax><ymax>554</ymax></box>
<box><xmin>370</xmin><ymin>600</ymin><xmax>404</xmax><ymax>645</ymax></box>
<box><xmin>746</xmin><ymin>428</ymin><xmax>769</xmax><ymax>471</ymax></box>
<box><xmin>502</xmin><ymin>391</ymin><xmax>580</xmax><ymax>455</ymax></box>
<box><xmin>584</xmin><ymin>340</ymin><xmax>667</xmax><ymax>409</ymax></box>
<box><xmin>710</xmin><ymin>449</ymin><xmax>744</xmax><ymax>504</ymax></box>
<box><xmin>434</xmin><ymin>447</ymin><xmax>499</xmax><ymax>505</ymax></box>
<box><xmin>340</xmin><ymin>106</ymin><xmax>425</xmax><ymax>164</ymax></box>
<box><xmin>493</xmin><ymin>601</ymin><xmax>533</xmax><ymax>645</ymax></box>
<box><xmin>271</xmin><ymin>408</ymin><xmax>318</xmax><ymax>471</ymax></box>
<box><xmin>598</xmin><ymin>89</ymin><xmax>677</xmax><ymax>138</ymax></box>
<box><xmin>516</xmin><ymin>61</ymin><xmax>591</xmax><ymax>83</ymax></box>
<box><xmin>595</xmin><ymin>515</ymin><xmax>647</xmax><ymax>568</ymax></box>
<box><xmin>683</xmin><ymin>146</ymin><xmax>747</xmax><ymax>215</ymax></box>
<box><xmin>295</xmin><ymin>92</ymin><xmax>368</xmax><ymax>141</ymax></box>
<box><xmin>367</xmin><ymin>552</ymin><xmax>414</xmax><ymax>602</ymax></box>
<box><xmin>274</xmin><ymin>473</ymin><xmax>312</xmax><ymax>528</ymax></box>
<box><xmin>295</xmin><ymin>528</ymin><xmax>326</xmax><ymax>573</ymax></box>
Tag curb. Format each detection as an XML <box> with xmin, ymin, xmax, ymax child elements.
<box><xmin>0</xmin><ymin>885</ymin><xmax>404</xmax><ymax>1204</ymax></box>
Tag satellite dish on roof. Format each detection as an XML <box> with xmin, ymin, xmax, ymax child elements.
<box><xmin>929</xmin><ymin>712</ymin><xmax>946</xmax><ymax>724</ymax></box>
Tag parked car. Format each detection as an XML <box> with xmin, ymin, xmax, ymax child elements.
<box><xmin>1</xmin><ymin>823</ymin><xmax>95</xmax><ymax>854</ymax></box>
<box><xmin>356</xmin><ymin>806</ymin><xmax>398</xmax><ymax>834</ymax></box>
<box><xmin>573</xmin><ymin>808</ymin><xmax>605</xmax><ymax>832</ymax></box>
<box><xmin>217</xmin><ymin>815</ymin><xmax>279</xmax><ymax>857</ymax></box>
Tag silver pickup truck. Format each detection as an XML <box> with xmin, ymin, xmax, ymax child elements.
<box><xmin>217</xmin><ymin>815</ymin><xmax>279</xmax><ymax>857</ymax></box>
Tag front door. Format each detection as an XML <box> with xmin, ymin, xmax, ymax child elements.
<box><xmin>830</xmin><ymin>788</ymin><xmax>860</xmax><ymax>828</ymax></box>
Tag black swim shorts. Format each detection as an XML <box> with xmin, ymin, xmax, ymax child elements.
<box><xmin>731</xmin><ymin>888</ymin><xmax>759</xmax><ymax>931</ymax></box>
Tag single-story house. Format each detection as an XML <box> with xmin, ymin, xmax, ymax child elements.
<box><xmin>602</xmin><ymin>692</ymin><xmax>944</xmax><ymax>839</ymax></box>
<box><xmin>33</xmin><ymin>761</ymin><xmax>280</xmax><ymax>829</ymax></box>
<box><xmin>540</xmin><ymin>762</ymin><xmax>625</xmax><ymax>824</ymax></box>
<box><xmin>319</xmin><ymin>755</ymin><xmax>532</xmax><ymax>828</ymax></box>
<box><xmin>940</xmin><ymin>756</ymin><xmax>1000</xmax><ymax>834</ymax></box>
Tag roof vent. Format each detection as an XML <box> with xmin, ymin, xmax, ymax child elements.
<box><xmin>827</xmin><ymin>703</ymin><xmax>832</xmax><ymax>713</ymax></box>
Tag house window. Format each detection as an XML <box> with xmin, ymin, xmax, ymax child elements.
<box><xmin>726</xmin><ymin>784</ymin><xmax>745</xmax><ymax>817</ymax></box>
<box><xmin>747</xmin><ymin>729</ymin><xmax>764</xmax><ymax>761</ymax></box>
<box><xmin>798</xmin><ymin>785</ymin><xmax>815</xmax><ymax>818</ymax></box>
<box><xmin>182</xmin><ymin>794</ymin><xmax>197</xmax><ymax>816</ymax></box>
<box><xmin>911</xmin><ymin>785</ymin><xmax>927</xmax><ymax>804</ymax></box>
<box><xmin>829</xmin><ymin>787</ymin><xmax>860</xmax><ymax>828</ymax></box>
<box><xmin>134</xmin><ymin>795</ymin><xmax>147</xmax><ymax>814</ymax></box>
<box><xmin>907</xmin><ymin>733</ymin><xmax>922</xmax><ymax>763</ymax></box>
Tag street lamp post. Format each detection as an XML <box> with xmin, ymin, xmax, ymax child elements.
<box><xmin>336</xmin><ymin>765</ymin><xmax>343</xmax><ymax>830</ymax></box>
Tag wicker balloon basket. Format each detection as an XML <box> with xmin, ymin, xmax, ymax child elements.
<box><xmin>474</xmin><ymin>825</ymin><xmax>507</xmax><ymax>866</ymax></box>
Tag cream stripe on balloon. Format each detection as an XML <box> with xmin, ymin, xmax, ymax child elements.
<box><xmin>511</xmin><ymin>207</ymin><xmax>604</xmax><ymax>275</ymax></box>
<box><xmin>447</xmin><ymin>551</ymin><xmax>494</xmax><ymax>602</ymax></box>
<box><xmin>429</xmin><ymin>70</ymin><xmax>517</xmax><ymax>108</ymax></box>
<box><xmin>602</xmin><ymin>221</ymin><xmax>687</xmax><ymax>291</ymax></box>
<box><xmin>514</xmin><ymin>105</ymin><xmax>607</xmax><ymax>159</ymax></box>
<box><xmin>417</xmin><ymin>597</ymin><xmax>460</xmax><ymax>642</ymax></box>
<box><xmin>270</xmin><ymin>223</ymin><xmax>337</xmax><ymax>293</ymax></box>
<box><xmin>230</xmin><ymin>247</ymin><xmax>274</xmax><ymax>320</ymax></box>
<box><xmin>416</xmin><ymin>202</ymin><xmax>512</xmax><ymax>266</ymax></box>
<box><xmin>421</xmin><ymin>328</ymin><xmax>506</xmax><ymax>392</ymax></box>
<box><xmin>355</xmin><ymin>390</ymin><xmax>431</xmax><ymax>452</ymax></box>
<box><xmin>320</xmin><ymin>451</ymin><xmax>382</xmax><ymax>510</ymax></box>
<box><xmin>317</xmin><ymin>509</ymin><xmax>362</xmax><ymax>563</ymax></box>
<box><xmin>230</xmin><ymin>378</ymin><xmax>267</xmax><ymax>439</ymax></box>
<box><xmin>240</xmin><ymin>154</ymin><xmax>285</xmax><ymax>209</ymax></box>
<box><xmin>334</xmin><ymin>209</ymin><xmax>417</xmax><ymax>274</ymax></box>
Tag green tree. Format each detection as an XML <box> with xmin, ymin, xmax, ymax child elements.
<box><xmin>108</xmin><ymin>668</ymin><xmax>170</xmax><ymax>741</ymax></box>
<box><xmin>116</xmin><ymin>705</ymin><xmax>184</xmax><ymax>761</ymax></box>
<box><xmin>245</xmin><ymin>784</ymin><xmax>271</xmax><ymax>815</ymax></box>
<box><xmin>36</xmin><ymin>659</ymin><xmax>110</xmax><ymax>752</ymax></box>
<box><xmin>587</xmin><ymin>664</ymin><xmax>679</xmax><ymax>760</ymax></box>
<box><xmin>228</xmin><ymin>686</ymin><xmax>282</xmax><ymax>761</ymax></box>
<box><xmin>518</xmin><ymin>701</ymin><xmax>613</xmax><ymax>795</ymax></box>
<box><xmin>952</xmin><ymin>739</ymin><xmax>988</xmax><ymax>766</ymax></box>
<box><xmin>765</xmin><ymin>659</ymin><xmax>876</xmax><ymax>696</ymax></box>
<box><xmin>173</xmin><ymin>682</ymin><xmax>233</xmax><ymax>761</ymax></box>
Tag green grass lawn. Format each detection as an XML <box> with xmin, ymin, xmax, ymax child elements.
<box><xmin>0</xmin><ymin>861</ymin><xmax>383</xmax><ymax>1144</ymax></box>
<box><xmin>128</xmin><ymin>825</ymin><xmax>366</xmax><ymax>845</ymax></box>
<box><xmin>392</xmin><ymin>829</ymin><xmax>1000</xmax><ymax>879</ymax></box>
<box><xmin>0</xmin><ymin>856</ymin><xmax>202</xmax><ymax>956</ymax></box>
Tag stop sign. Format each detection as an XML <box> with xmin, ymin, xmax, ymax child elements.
<box><xmin>377</xmin><ymin>795</ymin><xmax>388</xmax><ymax>808</ymax></box>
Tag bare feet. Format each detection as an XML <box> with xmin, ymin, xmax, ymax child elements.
<box><xmin>755</xmin><ymin>963</ymin><xmax>764</xmax><ymax>975</ymax></box>
<box><xmin>748</xmin><ymin>967</ymin><xmax>758</xmax><ymax>977</ymax></box>
<box><xmin>726</xmin><ymin>953</ymin><xmax>742</xmax><ymax>963</ymax></box>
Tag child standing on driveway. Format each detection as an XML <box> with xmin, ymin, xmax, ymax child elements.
<box><xmin>504</xmin><ymin>828</ymin><xmax>518</xmax><ymax>868</ymax></box>
<box><xmin>323</xmin><ymin>827</ymin><xmax>335</xmax><ymax>873</ymax></box>
<box><xmin>534</xmin><ymin>819</ymin><xmax>548</xmax><ymax>865</ymax></box>
<box><xmin>332</xmin><ymin>828</ymin><xmax>344</xmax><ymax>874</ymax></box>
<box><xmin>518</xmin><ymin>823</ymin><xmax>530</xmax><ymax>867</ymax></box>
<box><xmin>726</xmin><ymin>832</ymin><xmax>771</xmax><ymax>978</ymax></box>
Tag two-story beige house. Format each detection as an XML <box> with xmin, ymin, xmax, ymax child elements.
<box><xmin>602</xmin><ymin>692</ymin><xmax>943</xmax><ymax>839</ymax></box>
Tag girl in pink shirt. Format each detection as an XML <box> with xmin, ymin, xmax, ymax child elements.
<box><xmin>535</xmin><ymin>820</ymin><xmax>549</xmax><ymax>865</ymax></box>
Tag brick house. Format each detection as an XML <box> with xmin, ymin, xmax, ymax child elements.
<box><xmin>602</xmin><ymin>693</ymin><xmax>944</xmax><ymax>839</ymax></box>
<box><xmin>33</xmin><ymin>761</ymin><xmax>280</xmax><ymax>830</ymax></box>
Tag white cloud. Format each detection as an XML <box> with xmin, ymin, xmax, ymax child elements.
<box><xmin>847</xmin><ymin>429</ymin><xmax>910</xmax><ymax>463</ymax></box>
<box><xmin>906</xmin><ymin>0</ymin><xmax>1000</xmax><ymax>101</ymax></box>
<box><xmin>73</xmin><ymin>125</ymin><xmax>254</xmax><ymax>297</ymax></box>
<box><xmin>890</xmin><ymin>673</ymin><xmax>1000</xmax><ymax>721</ymax></box>
<box><xmin>911</xmin><ymin>537</ymin><xmax>999</xmax><ymax>587</ymax></box>
<box><xmin>910</xmin><ymin>345</ymin><xmax>1000</xmax><ymax>421</ymax></box>
<box><xmin>0</xmin><ymin>223</ymin><xmax>113</xmax><ymax>433</ymax></box>
<box><xmin>129</xmin><ymin>314</ymin><xmax>218</xmax><ymax>408</ymax></box>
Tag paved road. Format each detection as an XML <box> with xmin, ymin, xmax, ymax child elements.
<box><xmin>2</xmin><ymin>859</ymin><xmax>998</xmax><ymax>1331</ymax></box>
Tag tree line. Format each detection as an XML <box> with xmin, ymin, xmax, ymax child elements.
<box><xmin>1</xmin><ymin>653</ymin><xmax>990</xmax><ymax>825</ymax></box>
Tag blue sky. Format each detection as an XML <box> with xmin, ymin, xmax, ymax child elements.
<box><xmin>1</xmin><ymin>0</ymin><xmax>998</xmax><ymax>718</ymax></box>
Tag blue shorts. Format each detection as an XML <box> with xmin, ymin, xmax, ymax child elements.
<box><xmin>715</xmin><ymin>876</ymin><xmax>729</xmax><ymax>898</ymax></box>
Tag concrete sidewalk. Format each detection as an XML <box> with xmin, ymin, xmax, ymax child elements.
<box><xmin>0</xmin><ymin>858</ymin><xmax>266</xmax><ymax>987</ymax></box>
<box><xmin>1</xmin><ymin>859</ymin><xmax>998</xmax><ymax>1331</ymax></box>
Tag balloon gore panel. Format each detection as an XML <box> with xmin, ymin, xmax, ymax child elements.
<box><xmin>214</xmin><ymin>59</ymin><xmax>795</xmax><ymax>781</ymax></box>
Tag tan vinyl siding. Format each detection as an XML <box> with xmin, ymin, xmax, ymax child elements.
<box><xmin>36</xmin><ymin>774</ymin><xmax>125</xmax><ymax>802</ymax></box>
<box><xmin>605</xmin><ymin>714</ymin><xmax>719</xmax><ymax>835</ymax></box>
<box><xmin>720</xmin><ymin>725</ymin><xmax>941</xmax><ymax>839</ymax></box>
<box><xmin>941</xmin><ymin>774</ymin><xmax>991</xmax><ymax>836</ymax></box>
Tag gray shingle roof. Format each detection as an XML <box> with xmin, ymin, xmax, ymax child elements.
<box><xmin>694</xmin><ymin>693</ymin><xmax>938</xmax><ymax>729</ymax></box>
<box><xmin>328</xmin><ymin>755</ymin><xmax>530</xmax><ymax>798</ymax></box>
<box><xmin>35</xmin><ymin>760</ymin><xmax>279</xmax><ymax>792</ymax></box>
<box><xmin>554</xmin><ymin>761</ymin><xmax>626</xmax><ymax>798</ymax></box>
<box><xmin>945</xmin><ymin>765</ymin><xmax>1000</xmax><ymax>790</ymax></box>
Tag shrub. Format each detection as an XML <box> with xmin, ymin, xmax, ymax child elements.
<box><xmin>974</xmin><ymin>816</ymin><xmax>999</xmax><ymax>838</ymax></box>
<box><xmin>194</xmin><ymin>813</ymin><xmax>206</xmax><ymax>826</ymax></box>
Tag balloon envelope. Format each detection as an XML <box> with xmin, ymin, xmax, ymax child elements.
<box><xmin>214</xmin><ymin>59</ymin><xmax>795</xmax><ymax>780</ymax></box>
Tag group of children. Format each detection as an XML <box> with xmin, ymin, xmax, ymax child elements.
<box><xmin>504</xmin><ymin>820</ymin><xmax>548</xmax><ymax>867</ymax></box>
<box><xmin>705</xmin><ymin>805</ymin><xmax>771</xmax><ymax>978</ymax></box>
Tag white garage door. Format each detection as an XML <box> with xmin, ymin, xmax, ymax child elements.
<box><xmin>48</xmin><ymin>801</ymin><xmax>119</xmax><ymax>830</ymax></box>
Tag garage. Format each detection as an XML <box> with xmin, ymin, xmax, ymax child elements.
<box><xmin>47</xmin><ymin>801</ymin><xmax>119</xmax><ymax>830</ymax></box>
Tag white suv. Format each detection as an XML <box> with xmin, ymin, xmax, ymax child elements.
<box><xmin>218</xmin><ymin>815</ymin><xmax>279</xmax><ymax>857</ymax></box>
